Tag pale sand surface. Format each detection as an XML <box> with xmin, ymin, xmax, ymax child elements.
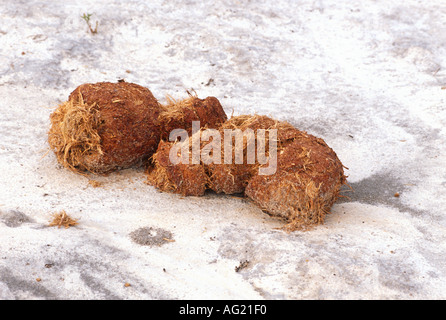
<box><xmin>1</xmin><ymin>0</ymin><xmax>445</xmax><ymax>299</ymax></box>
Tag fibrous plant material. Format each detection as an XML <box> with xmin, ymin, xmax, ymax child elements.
<box><xmin>49</xmin><ymin>210</ymin><xmax>78</xmax><ymax>229</ymax></box>
<box><xmin>48</xmin><ymin>82</ymin><xmax>163</xmax><ymax>173</ymax></box>
<box><xmin>146</xmin><ymin>115</ymin><xmax>347</xmax><ymax>231</ymax></box>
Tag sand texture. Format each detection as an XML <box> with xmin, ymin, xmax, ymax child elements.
<box><xmin>1</xmin><ymin>0</ymin><xmax>446</xmax><ymax>299</ymax></box>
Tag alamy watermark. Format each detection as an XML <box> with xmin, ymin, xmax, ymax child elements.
<box><xmin>168</xmin><ymin>121</ymin><xmax>277</xmax><ymax>175</ymax></box>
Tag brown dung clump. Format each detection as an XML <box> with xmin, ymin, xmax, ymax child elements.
<box><xmin>159</xmin><ymin>92</ymin><xmax>227</xmax><ymax>140</ymax></box>
<box><xmin>146</xmin><ymin>115</ymin><xmax>347</xmax><ymax>231</ymax></box>
<box><xmin>244</xmin><ymin>126</ymin><xmax>346</xmax><ymax>231</ymax></box>
<box><xmin>146</xmin><ymin>92</ymin><xmax>228</xmax><ymax>195</ymax></box>
<box><xmin>48</xmin><ymin>81</ymin><xmax>163</xmax><ymax>173</ymax></box>
<box><xmin>147</xmin><ymin>139</ymin><xmax>208</xmax><ymax>196</ymax></box>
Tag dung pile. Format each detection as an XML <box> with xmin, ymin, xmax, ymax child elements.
<box><xmin>48</xmin><ymin>82</ymin><xmax>162</xmax><ymax>173</ymax></box>
<box><xmin>48</xmin><ymin>81</ymin><xmax>347</xmax><ymax>231</ymax></box>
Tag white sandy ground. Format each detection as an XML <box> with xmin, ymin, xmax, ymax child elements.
<box><xmin>1</xmin><ymin>0</ymin><xmax>446</xmax><ymax>299</ymax></box>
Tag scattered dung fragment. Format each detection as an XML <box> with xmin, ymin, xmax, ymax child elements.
<box><xmin>49</xmin><ymin>210</ymin><xmax>78</xmax><ymax>229</ymax></box>
<box><xmin>235</xmin><ymin>260</ymin><xmax>250</xmax><ymax>272</ymax></box>
<box><xmin>88</xmin><ymin>180</ymin><xmax>103</xmax><ymax>188</ymax></box>
<box><xmin>129</xmin><ymin>227</ymin><xmax>174</xmax><ymax>246</ymax></box>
